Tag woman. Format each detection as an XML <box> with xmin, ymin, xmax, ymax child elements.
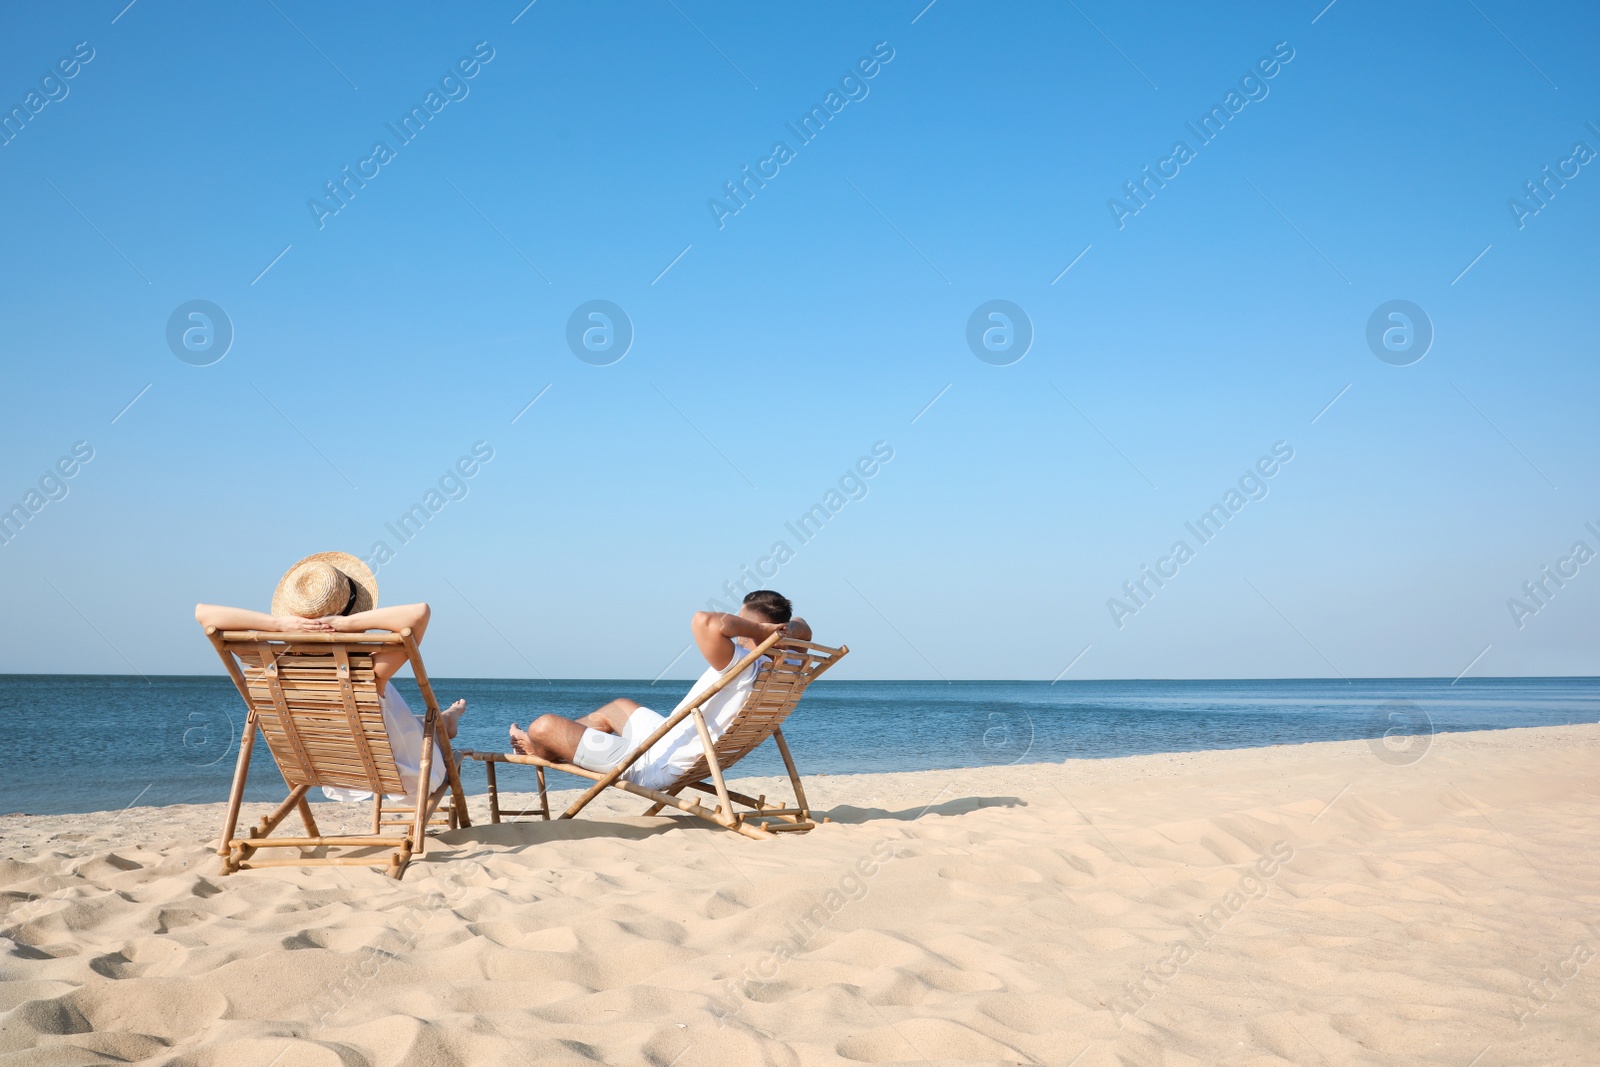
<box><xmin>194</xmin><ymin>552</ymin><xmax>466</xmax><ymax>802</ymax></box>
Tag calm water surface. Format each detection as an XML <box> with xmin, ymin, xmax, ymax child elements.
<box><xmin>0</xmin><ymin>675</ymin><xmax>1594</xmax><ymax>814</ymax></box>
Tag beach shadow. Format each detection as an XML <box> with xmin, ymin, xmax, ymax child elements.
<box><xmin>427</xmin><ymin>796</ymin><xmax>1025</xmax><ymax>860</ymax></box>
<box><xmin>818</xmin><ymin>795</ymin><xmax>1025</xmax><ymax>825</ymax></box>
<box><xmin>436</xmin><ymin>817</ymin><xmax>684</xmax><ymax>850</ymax></box>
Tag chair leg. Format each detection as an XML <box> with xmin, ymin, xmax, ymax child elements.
<box><xmin>445</xmin><ymin>759</ymin><xmax>471</xmax><ymax>830</ymax></box>
<box><xmin>217</xmin><ymin>720</ymin><xmax>258</xmax><ymax>865</ymax></box>
<box><xmin>296</xmin><ymin>796</ymin><xmax>321</xmax><ymax>838</ymax></box>
<box><xmin>486</xmin><ymin>760</ymin><xmax>501</xmax><ymax>824</ymax></box>
<box><xmin>388</xmin><ymin>841</ymin><xmax>413</xmax><ymax>880</ymax></box>
<box><xmin>690</xmin><ymin>709</ymin><xmax>735</xmax><ymax>820</ymax></box>
<box><xmin>536</xmin><ymin>765</ymin><xmax>549</xmax><ymax>821</ymax></box>
<box><xmin>412</xmin><ymin>726</ymin><xmax>437</xmax><ymax>856</ymax></box>
<box><xmin>772</xmin><ymin>727</ymin><xmax>811</xmax><ymax>823</ymax></box>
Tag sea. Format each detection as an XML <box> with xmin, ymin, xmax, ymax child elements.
<box><xmin>0</xmin><ymin>675</ymin><xmax>1594</xmax><ymax>816</ymax></box>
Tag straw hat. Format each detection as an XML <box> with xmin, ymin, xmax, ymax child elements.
<box><xmin>270</xmin><ymin>552</ymin><xmax>377</xmax><ymax>618</ymax></box>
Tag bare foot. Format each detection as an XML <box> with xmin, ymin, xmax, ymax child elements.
<box><xmin>440</xmin><ymin>699</ymin><xmax>467</xmax><ymax>740</ymax></box>
<box><xmin>509</xmin><ymin>723</ymin><xmax>533</xmax><ymax>755</ymax></box>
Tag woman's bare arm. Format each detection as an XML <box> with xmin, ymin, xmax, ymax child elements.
<box><xmin>194</xmin><ymin>604</ymin><xmax>333</xmax><ymax>632</ymax></box>
<box><xmin>325</xmin><ymin>603</ymin><xmax>431</xmax><ymax>642</ymax></box>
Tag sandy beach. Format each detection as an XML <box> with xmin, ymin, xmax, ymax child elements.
<box><xmin>2</xmin><ymin>723</ymin><xmax>1597</xmax><ymax>1066</ymax></box>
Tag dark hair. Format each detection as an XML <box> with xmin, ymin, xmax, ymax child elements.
<box><xmin>742</xmin><ymin>589</ymin><xmax>792</xmax><ymax>623</ymax></box>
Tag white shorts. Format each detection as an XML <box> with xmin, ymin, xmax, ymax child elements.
<box><xmin>572</xmin><ymin>707</ymin><xmax>673</xmax><ymax>787</ymax></box>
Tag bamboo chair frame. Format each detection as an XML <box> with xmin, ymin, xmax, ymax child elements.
<box><xmin>204</xmin><ymin>625</ymin><xmax>471</xmax><ymax>879</ymax></box>
<box><xmin>464</xmin><ymin>633</ymin><xmax>847</xmax><ymax>840</ymax></box>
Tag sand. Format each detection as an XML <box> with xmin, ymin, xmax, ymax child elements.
<box><xmin>2</xmin><ymin>723</ymin><xmax>1597</xmax><ymax>1066</ymax></box>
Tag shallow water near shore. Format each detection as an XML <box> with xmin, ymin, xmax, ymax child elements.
<box><xmin>0</xmin><ymin>674</ymin><xmax>1595</xmax><ymax>815</ymax></box>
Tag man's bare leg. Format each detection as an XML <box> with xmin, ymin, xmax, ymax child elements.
<box><xmin>510</xmin><ymin>699</ymin><xmax>643</xmax><ymax>762</ymax></box>
<box><xmin>509</xmin><ymin>716</ymin><xmax>582</xmax><ymax>762</ymax></box>
<box><xmin>574</xmin><ymin>698</ymin><xmax>642</xmax><ymax>734</ymax></box>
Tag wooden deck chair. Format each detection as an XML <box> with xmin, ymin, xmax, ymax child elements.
<box><xmin>463</xmin><ymin>633</ymin><xmax>847</xmax><ymax>840</ymax></box>
<box><xmin>203</xmin><ymin>625</ymin><xmax>471</xmax><ymax>879</ymax></box>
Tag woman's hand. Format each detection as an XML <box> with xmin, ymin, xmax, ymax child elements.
<box><xmin>309</xmin><ymin>615</ymin><xmax>346</xmax><ymax>633</ymax></box>
<box><xmin>278</xmin><ymin>615</ymin><xmax>334</xmax><ymax>632</ymax></box>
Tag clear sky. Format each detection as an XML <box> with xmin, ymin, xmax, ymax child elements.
<box><xmin>2</xmin><ymin>1</ymin><xmax>1597</xmax><ymax>681</ymax></box>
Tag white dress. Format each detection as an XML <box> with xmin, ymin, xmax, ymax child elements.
<box><xmin>321</xmin><ymin>684</ymin><xmax>447</xmax><ymax>804</ymax></box>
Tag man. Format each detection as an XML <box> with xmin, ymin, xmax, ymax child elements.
<box><xmin>510</xmin><ymin>590</ymin><xmax>810</xmax><ymax>789</ymax></box>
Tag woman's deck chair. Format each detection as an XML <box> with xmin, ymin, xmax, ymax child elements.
<box><xmin>203</xmin><ymin>625</ymin><xmax>471</xmax><ymax>879</ymax></box>
<box><xmin>463</xmin><ymin>633</ymin><xmax>847</xmax><ymax>840</ymax></box>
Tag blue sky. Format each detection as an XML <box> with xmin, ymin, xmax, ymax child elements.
<box><xmin>2</xmin><ymin>0</ymin><xmax>1597</xmax><ymax>681</ymax></box>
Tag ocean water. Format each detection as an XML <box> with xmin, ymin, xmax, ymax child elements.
<box><xmin>0</xmin><ymin>675</ymin><xmax>1594</xmax><ymax>816</ymax></box>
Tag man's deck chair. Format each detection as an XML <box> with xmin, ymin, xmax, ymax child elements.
<box><xmin>463</xmin><ymin>632</ymin><xmax>847</xmax><ymax>840</ymax></box>
<box><xmin>203</xmin><ymin>625</ymin><xmax>471</xmax><ymax>879</ymax></box>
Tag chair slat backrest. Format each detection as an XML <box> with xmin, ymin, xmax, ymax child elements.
<box><xmin>216</xmin><ymin>634</ymin><xmax>407</xmax><ymax>795</ymax></box>
<box><xmin>666</xmin><ymin>637</ymin><xmax>847</xmax><ymax>790</ymax></box>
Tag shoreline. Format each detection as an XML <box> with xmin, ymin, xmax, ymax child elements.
<box><xmin>0</xmin><ymin>723</ymin><xmax>1587</xmax><ymax>831</ymax></box>
<box><xmin>3</xmin><ymin>723</ymin><xmax>1587</xmax><ymax>831</ymax></box>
